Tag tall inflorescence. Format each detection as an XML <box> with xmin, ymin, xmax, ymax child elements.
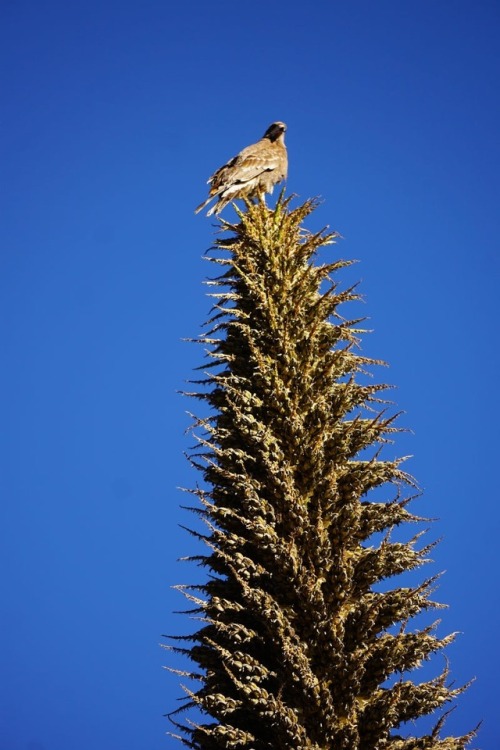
<box><xmin>166</xmin><ymin>196</ymin><xmax>474</xmax><ymax>749</ymax></box>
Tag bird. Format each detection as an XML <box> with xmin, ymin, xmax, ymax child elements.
<box><xmin>195</xmin><ymin>122</ymin><xmax>288</xmax><ymax>217</ymax></box>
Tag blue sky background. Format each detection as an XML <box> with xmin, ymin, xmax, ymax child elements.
<box><xmin>1</xmin><ymin>1</ymin><xmax>499</xmax><ymax>748</ymax></box>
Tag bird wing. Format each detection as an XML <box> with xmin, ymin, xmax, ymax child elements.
<box><xmin>209</xmin><ymin>141</ymin><xmax>282</xmax><ymax>190</ymax></box>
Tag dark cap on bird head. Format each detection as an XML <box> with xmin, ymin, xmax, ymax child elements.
<box><xmin>263</xmin><ymin>122</ymin><xmax>287</xmax><ymax>141</ymax></box>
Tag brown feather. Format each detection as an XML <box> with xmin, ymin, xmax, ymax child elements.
<box><xmin>195</xmin><ymin>122</ymin><xmax>288</xmax><ymax>216</ymax></box>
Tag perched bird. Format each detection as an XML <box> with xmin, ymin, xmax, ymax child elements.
<box><xmin>195</xmin><ymin>122</ymin><xmax>288</xmax><ymax>216</ymax></box>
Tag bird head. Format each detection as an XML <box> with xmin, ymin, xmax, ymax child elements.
<box><xmin>263</xmin><ymin>122</ymin><xmax>287</xmax><ymax>142</ymax></box>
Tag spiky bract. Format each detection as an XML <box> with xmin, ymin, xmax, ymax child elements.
<box><xmin>167</xmin><ymin>196</ymin><xmax>474</xmax><ymax>749</ymax></box>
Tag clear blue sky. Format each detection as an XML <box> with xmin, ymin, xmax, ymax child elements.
<box><xmin>1</xmin><ymin>1</ymin><xmax>499</xmax><ymax>748</ymax></box>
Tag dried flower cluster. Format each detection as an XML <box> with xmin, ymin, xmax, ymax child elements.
<box><xmin>166</xmin><ymin>197</ymin><xmax>474</xmax><ymax>749</ymax></box>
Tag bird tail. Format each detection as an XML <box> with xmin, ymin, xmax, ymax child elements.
<box><xmin>206</xmin><ymin>201</ymin><xmax>222</xmax><ymax>217</ymax></box>
<box><xmin>194</xmin><ymin>196</ymin><xmax>214</xmax><ymax>215</ymax></box>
